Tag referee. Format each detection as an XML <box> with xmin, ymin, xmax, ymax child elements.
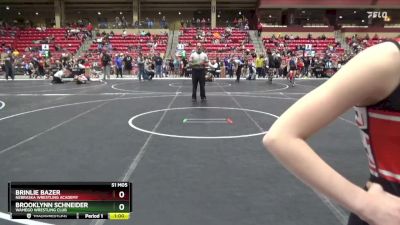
<box><xmin>189</xmin><ymin>43</ymin><xmax>208</xmax><ymax>102</ymax></box>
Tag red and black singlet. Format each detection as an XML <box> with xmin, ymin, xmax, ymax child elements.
<box><xmin>354</xmin><ymin>40</ymin><xmax>400</xmax><ymax>196</ymax></box>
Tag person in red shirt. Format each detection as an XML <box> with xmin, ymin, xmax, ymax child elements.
<box><xmin>86</xmin><ymin>22</ymin><xmax>93</xmax><ymax>39</ymax></box>
<box><xmin>257</xmin><ymin>22</ymin><xmax>263</xmax><ymax>37</ymax></box>
<box><xmin>87</xmin><ymin>23</ymin><xmax>93</xmax><ymax>31</ymax></box>
<box><xmin>263</xmin><ymin>40</ymin><xmax>400</xmax><ymax>225</ymax></box>
<box><xmin>297</xmin><ymin>58</ymin><xmax>304</xmax><ymax>77</ymax></box>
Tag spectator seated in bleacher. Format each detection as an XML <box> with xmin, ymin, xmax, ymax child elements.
<box><xmin>140</xmin><ymin>31</ymin><xmax>150</xmax><ymax>37</ymax></box>
<box><xmin>122</xmin><ymin>29</ymin><xmax>127</xmax><ymax>39</ymax></box>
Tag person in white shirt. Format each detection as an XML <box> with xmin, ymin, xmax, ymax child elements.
<box><xmin>52</xmin><ymin>68</ymin><xmax>71</xmax><ymax>84</ymax></box>
<box><xmin>208</xmin><ymin>60</ymin><xmax>219</xmax><ymax>78</ymax></box>
<box><xmin>122</xmin><ymin>29</ymin><xmax>127</xmax><ymax>39</ymax></box>
<box><xmin>189</xmin><ymin>43</ymin><xmax>208</xmax><ymax>102</ymax></box>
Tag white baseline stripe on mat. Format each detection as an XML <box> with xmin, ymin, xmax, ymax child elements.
<box><xmin>0</xmin><ymin>83</ymin><xmax>52</xmax><ymax>89</ymax></box>
<box><xmin>0</xmin><ymin>212</ymin><xmax>54</xmax><ymax>225</ymax></box>
<box><xmin>4</xmin><ymin>82</ymin><xmax>105</xmax><ymax>94</ymax></box>
<box><xmin>216</xmin><ymin>82</ymin><xmax>265</xmax><ymax>132</ymax></box>
<box><xmin>0</xmin><ymin>77</ymin><xmax>329</xmax><ymax>81</ymax></box>
<box><xmin>122</xmin><ymin>89</ymin><xmax>181</xmax><ymax>181</ymax></box>
<box><xmin>338</xmin><ymin>116</ymin><xmax>357</xmax><ymax>126</ymax></box>
<box><xmin>221</xmin><ymin>83</ymin><xmax>348</xmax><ymax>224</ymax></box>
<box><xmin>0</xmin><ymin>92</ymin><xmax>165</xmax><ymax>97</ymax></box>
<box><xmin>0</xmin><ymin>95</ymin><xmax>175</xmax><ymax>123</ymax></box>
<box><xmin>92</xmin><ymin>88</ymin><xmax>181</xmax><ymax>225</ymax></box>
<box><xmin>314</xmin><ymin>191</ymin><xmax>348</xmax><ymax>225</ymax></box>
<box><xmin>0</xmin><ymin>102</ymin><xmax>108</xmax><ymax>155</ymax></box>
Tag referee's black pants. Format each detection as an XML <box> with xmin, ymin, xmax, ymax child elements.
<box><xmin>192</xmin><ymin>68</ymin><xmax>206</xmax><ymax>100</ymax></box>
<box><xmin>5</xmin><ymin>66</ymin><xmax>14</xmax><ymax>80</ymax></box>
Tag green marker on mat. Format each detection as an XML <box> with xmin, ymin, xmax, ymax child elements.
<box><xmin>183</xmin><ymin>118</ymin><xmax>188</xmax><ymax>123</ymax></box>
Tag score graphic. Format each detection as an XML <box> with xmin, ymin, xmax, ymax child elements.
<box><xmin>8</xmin><ymin>182</ymin><xmax>132</xmax><ymax>220</ymax></box>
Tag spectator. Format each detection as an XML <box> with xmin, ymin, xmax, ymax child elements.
<box><xmin>226</xmin><ymin>58</ymin><xmax>234</xmax><ymax>78</ymax></box>
<box><xmin>173</xmin><ymin>57</ymin><xmax>180</xmax><ymax>75</ymax></box>
<box><xmin>168</xmin><ymin>59</ymin><xmax>174</xmax><ymax>76</ymax></box>
<box><xmin>122</xmin><ymin>29</ymin><xmax>128</xmax><ymax>39</ymax></box>
<box><xmin>257</xmin><ymin>22</ymin><xmax>263</xmax><ymax>37</ymax></box>
<box><xmin>233</xmin><ymin>18</ymin><xmax>238</xmax><ymax>27</ymax></box>
<box><xmin>201</xmin><ymin>18</ymin><xmax>206</xmax><ymax>28</ymax></box>
<box><xmin>87</xmin><ymin>22</ymin><xmax>93</xmax><ymax>38</ymax></box>
<box><xmin>284</xmin><ymin>34</ymin><xmax>289</xmax><ymax>40</ymax></box>
<box><xmin>137</xmin><ymin>53</ymin><xmax>146</xmax><ymax>81</ymax></box>
<box><xmin>208</xmin><ymin>60</ymin><xmax>219</xmax><ymax>78</ymax></box>
<box><xmin>4</xmin><ymin>53</ymin><xmax>14</xmax><ymax>80</ymax></box>
<box><xmin>121</xmin><ymin>16</ymin><xmax>127</xmax><ymax>28</ymax></box>
<box><xmin>255</xmin><ymin>55</ymin><xmax>265</xmax><ymax>78</ymax></box>
<box><xmin>144</xmin><ymin>58</ymin><xmax>155</xmax><ymax>80</ymax></box>
<box><xmin>235</xmin><ymin>58</ymin><xmax>243</xmax><ymax>82</ymax></box>
<box><xmin>123</xmin><ymin>53</ymin><xmax>133</xmax><ymax>75</ymax></box>
<box><xmin>153</xmin><ymin>53</ymin><xmax>163</xmax><ymax>78</ymax></box>
<box><xmin>101</xmin><ymin>51</ymin><xmax>111</xmax><ymax>80</ymax></box>
<box><xmin>115</xmin><ymin>53</ymin><xmax>123</xmax><ymax>78</ymax></box>
<box><xmin>160</xmin><ymin>16</ymin><xmax>167</xmax><ymax>29</ymax></box>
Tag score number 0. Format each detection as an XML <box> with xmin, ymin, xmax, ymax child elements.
<box><xmin>118</xmin><ymin>191</ymin><xmax>125</xmax><ymax>211</ymax></box>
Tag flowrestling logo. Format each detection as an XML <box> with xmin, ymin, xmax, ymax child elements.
<box><xmin>367</xmin><ymin>11</ymin><xmax>388</xmax><ymax>19</ymax></box>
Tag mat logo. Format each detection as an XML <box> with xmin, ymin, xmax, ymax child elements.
<box><xmin>367</xmin><ymin>11</ymin><xmax>388</xmax><ymax>19</ymax></box>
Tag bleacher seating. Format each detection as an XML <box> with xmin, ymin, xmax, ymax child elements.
<box><xmin>0</xmin><ymin>29</ymin><xmax>18</xmax><ymax>52</ymax></box>
<box><xmin>346</xmin><ymin>37</ymin><xmax>386</xmax><ymax>48</ymax></box>
<box><xmin>178</xmin><ymin>27</ymin><xmax>255</xmax><ymax>59</ymax></box>
<box><xmin>86</xmin><ymin>34</ymin><xmax>168</xmax><ymax>64</ymax></box>
<box><xmin>263</xmin><ymin>37</ymin><xmax>344</xmax><ymax>54</ymax></box>
<box><xmin>14</xmin><ymin>28</ymin><xmax>83</xmax><ymax>54</ymax></box>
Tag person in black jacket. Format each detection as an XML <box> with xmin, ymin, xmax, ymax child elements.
<box><xmin>101</xmin><ymin>51</ymin><xmax>111</xmax><ymax>80</ymax></box>
<box><xmin>4</xmin><ymin>53</ymin><xmax>14</xmax><ymax>80</ymax></box>
<box><xmin>123</xmin><ymin>54</ymin><xmax>133</xmax><ymax>75</ymax></box>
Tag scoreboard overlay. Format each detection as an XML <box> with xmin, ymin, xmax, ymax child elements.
<box><xmin>8</xmin><ymin>182</ymin><xmax>132</xmax><ymax>220</ymax></box>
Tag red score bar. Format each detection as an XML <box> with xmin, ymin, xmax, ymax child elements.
<box><xmin>15</xmin><ymin>190</ymin><xmax>130</xmax><ymax>201</ymax></box>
